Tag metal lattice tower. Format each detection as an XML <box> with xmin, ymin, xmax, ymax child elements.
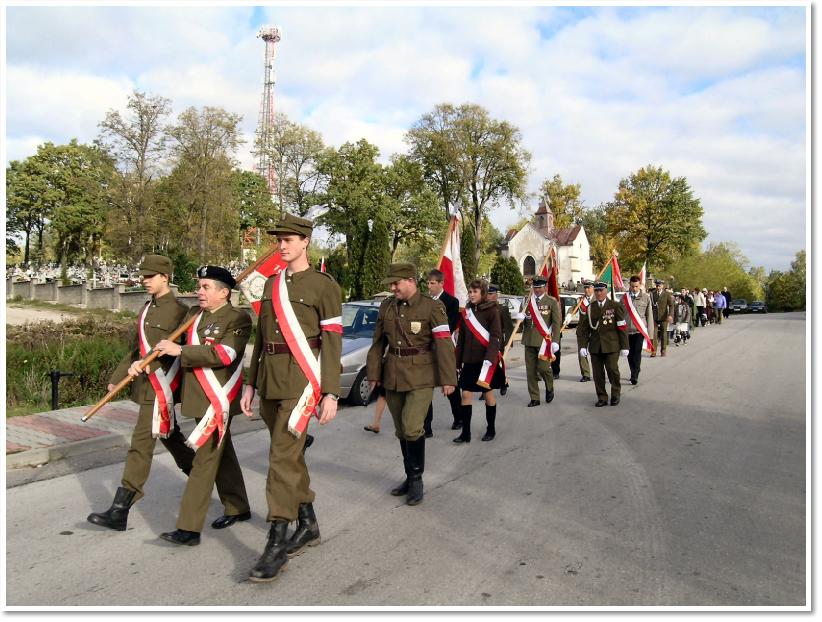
<box><xmin>256</xmin><ymin>26</ymin><xmax>281</xmax><ymax>201</ymax></box>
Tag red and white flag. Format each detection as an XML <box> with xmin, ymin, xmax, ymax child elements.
<box><xmin>542</xmin><ymin>246</ymin><xmax>561</xmax><ymax>301</ymax></box>
<box><xmin>639</xmin><ymin>261</ymin><xmax>647</xmax><ymax>288</ymax></box>
<box><xmin>437</xmin><ymin>211</ymin><xmax>468</xmax><ymax>307</ymax></box>
<box><xmin>320</xmin><ymin>257</ymin><xmax>326</xmax><ymax>273</ymax></box>
<box><xmin>238</xmin><ymin>250</ymin><xmax>288</xmax><ymax>316</ymax></box>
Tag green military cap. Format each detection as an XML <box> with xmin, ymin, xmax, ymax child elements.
<box><xmin>381</xmin><ymin>262</ymin><xmax>417</xmax><ymax>285</ymax></box>
<box><xmin>267</xmin><ymin>212</ymin><xmax>313</xmax><ymax>237</ymax></box>
<box><xmin>138</xmin><ymin>254</ymin><xmax>173</xmax><ymax>276</ymax></box>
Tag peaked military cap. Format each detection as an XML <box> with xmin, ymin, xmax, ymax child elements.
<box><xmin>197</xmin><ymin>265</ymin><xmax>236</xmax><ymax>289</ymax></box>
<box><xmin>487</xmin><ymin>283</ymin><xmax>500</xmax><ymax>293</ymax></box>
<box><xmin>381</xmin><ymin>263</ymin><xmax>417</xmax><ymax>285</ymax></box>
<box><xmin>593</xmin><ymin>281</ymin><xmax>608</xmax><ymax>291</ymax></box>
<box><xmin>532</xmin><ymin>277</ymin><xmax>547</xmax><ymax>287</ymax></box>
<box><xmin>138</xmin><ymin>254</ymin><xmax>173</xmax><ymax>276</ymax></box>
<box><xmin>582</xmin><ymin>279</ymin><xmax>594</xmax><ymax>288</ymax></box>
<box><xmin>267</xmin><ymin>212</ymin><xmax>313</xmax><ymax>237</ymax></box>
<box><xmin>654</xmin><ymin>279</ymin><xmax>665</xmax><ymax>285</ymax></box>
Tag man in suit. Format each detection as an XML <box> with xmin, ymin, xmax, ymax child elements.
<box><xmin>518</xmin><ymin>277</ymin><xmax>561</xmax><ymax>407</ymax></box>
<box><xmin>650</xmin><ymin>279</ymin><xmax>675</xmax><ymax>357</ymax></box>
<box><xmin>423</xmin><ymin>269</ymin><xmax>461</xmax><ymax>434</ymax></box>
<box><xmin>576</xmin><ymin>282</ymin><xmax>629</xmax><ymax>407</ymax></box>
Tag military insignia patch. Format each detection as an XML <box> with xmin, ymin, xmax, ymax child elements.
<box><xmin>410</xmin><ymin>321</ymin><xmax>422</xmax><ymax>334</ymax></box>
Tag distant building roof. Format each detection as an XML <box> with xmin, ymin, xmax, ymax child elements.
<box><xmin>552</xmin><ymin>224</ymin><xmax>582</xmax><ymax>246</ymax></box>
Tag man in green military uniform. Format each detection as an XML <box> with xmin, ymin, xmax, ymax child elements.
<box><xmin>241</xmin><ymin>213</ymin><xmax>342</xmax><ymax>583</ymax></box>
<box><xmin>367</xmin><ymin>263</ymin><xmax>457</xmax><ymax>506</ymax></box>
<box><xmin>517</xmin><ymin>277</ymin><xmax>561</xmax><ymax>407</ymax></box>
<box><xmin>87</xmin><ymin>254</ymin><xmax>195</xmax><ymax>532</ymax></box>
<box><xmin>650</xmin><ymin>279</ymin><xmax>675</xmax><ymax>357</ymax></box>
<box><xmin>576</xmin><ymin>282</ymin><xmax>629</xmax><ymax>407</ymax></box>
<box><xmin>487</xmin><ymin>284</ymin><xmax>513</xmax><ymax>395</ymax></box>
<box><xmin>152</xmin><ymin>265</ymin><xmax>252</xmax><ymax>546</ymax></box>
<box><xmin>576</xmin><ymin>280</ymin><xmax>595</xmax><ymax>383</ymax></box>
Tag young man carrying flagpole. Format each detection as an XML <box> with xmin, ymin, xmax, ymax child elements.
<box><xmin>240</xmin><ymin>212</ymin><xmax>343</xmax><ymax>583</ymax></box>
<box><xmin>623</xmin><ymin>275</ymin><xmax>655</xmax><ymax>385</ymax></box>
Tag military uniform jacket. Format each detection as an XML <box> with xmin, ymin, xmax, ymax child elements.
<box><xmin>366</xmin><ymin>291</ymin><xmax>457</xmax><ymax>391</ymax></box>
<box><xmin>456</xmin><ymin>300</ymin><xmax>502</xmax><ymax>367</ymax></box>
<box><xmin>521</xmin><ymin>294</ymin><xmax>561</xmax><ymax>348</ymax></box>
<box><xmin>435</xmin><ymin>290</ymin><xmax>461</xmax><ymax>333</ymax></box>
<box><xmin>109</xmin><ymin>291</ymin><xmax>188</xmax><ymax>406</ymax></box>
<box><xmin>178</xmin><ymin>302</ymin><xmax>252</xmax><ymax>418</ymax></box>
<box><xmin>625</xmin><ymin>290</ymin><xmax>654</xmax><ymax>336</ymax></box>
<box><xmin>248</xmin><ymin>268</ymin><xmax>342</xmax><ymax>399</ymax></box>
<box><xmin>497</xmin><ymin>302</ymin><xmax>514</xmax><ymax>351</ymax></box>
<box><xmin>576</xmin><ymin>298</ymin><xmax>629</xmax><ymax>354</ymax></box>
<box><xmin>651</xmin><ymin>290</ymin><xmax>675</xmax><ymax>323</ymax></box>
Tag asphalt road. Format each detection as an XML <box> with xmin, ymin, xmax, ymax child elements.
<box><xmin>5</xmin><ymin>312</ymin><xmax>807</xmax><ymax>607</ymax></box>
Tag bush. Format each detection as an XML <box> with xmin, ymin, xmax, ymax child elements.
<box><xmin>6</xmin><ymin>316</ymin><xmax>133</xmax><ymax>415</ymax></box>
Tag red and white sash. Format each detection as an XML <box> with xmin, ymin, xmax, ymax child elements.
<box><xmin>527</xmin><ymin>294</ymin><xmax>554</xmax><ymax>361</ymax></box>
<box><xmin>185</xmin><ymin>311</ymin><xmax>244</xmax><ymax>450</ymax></box>
<box><xmin>580</xmin><ymin>295</ymin><xmax>591</xmax><ymax>314</ymax></box>
<box><xmin>623</xmin><ymin>293</ymin><xmax>655</xmax><ymax>352</ymax></box>
<box><xmin>272</xmin><ymin>270</ymin><xmax>323</xmax><ymax>438</ymax></box>
<box><xmin>461</xmin><ymin>308</ymin><xmax>505</xmax><ymax>389</ymax></box>
<box><xmin>138</xmin><ymin>302</ymin><xmax>181</xmax><ymax>439</ymax></box>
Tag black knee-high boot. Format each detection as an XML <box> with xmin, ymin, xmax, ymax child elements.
<box><xmin>453</xmin><ymin>404</ymin><xmax>471</xmax><ymax>443</ymax></box>
<box><xmin>482</xmin><ymin>403</ymin><xmax>496</xmax><ymax>441</ymax></box>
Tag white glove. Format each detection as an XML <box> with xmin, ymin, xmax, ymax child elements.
<box><xmin>515</xmin><ymin>312</ymin><xmax>525</xmax><ymax>321</ymax></box>
<box><xmin>551</xmin><ymin>341</ymin><xmax>559</xmax><ymax>354</ymax></box>
<box><xmin>579</xmin><ymin>348</ymin><xmax>588</xmax><ymax>357</ymax></box>
<box><xmin>620</xmin><ymin>349</ymin><xmax>629</xmax><ymax>358</ymax></box>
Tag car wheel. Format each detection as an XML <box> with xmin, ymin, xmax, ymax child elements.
<box><xmin>348</xmin><ymin>368</ymin><xmax>372</xmax><ymax>406</ymax></box>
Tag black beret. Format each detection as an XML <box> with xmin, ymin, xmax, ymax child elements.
<box><xmin>197</xmin><ymin>265</ymin><xmax>236</xmax><ymax>289</ymax></box>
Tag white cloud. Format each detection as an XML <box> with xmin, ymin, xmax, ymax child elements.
<box><xmin>4</xmin><ymin>5</ymin><xmax>806</xmax><ymax>271</ymax></box>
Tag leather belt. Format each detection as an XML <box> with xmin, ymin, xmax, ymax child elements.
<box><xmin>388</xmin><ymin>344</ymin><xmax>430</xmax><ymax>357</ymax></box>
<box><xmin>264</xmin><ymin>337</ymin><xmax>321</xmax><ymax>354</ymax></box>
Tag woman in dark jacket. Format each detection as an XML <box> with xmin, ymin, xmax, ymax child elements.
<box><xmin>454</xmin><ymin>279</ymin><xmax>503</xmax><ymax>443</ymax></box>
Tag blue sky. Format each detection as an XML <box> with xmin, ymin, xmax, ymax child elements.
<box><xmin>4</xmin><ymin>3</ymin><xmax>808</xmax><ymax>271</ymax></box>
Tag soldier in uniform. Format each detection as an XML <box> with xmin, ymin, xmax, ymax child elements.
<box><xmin>87</xmin><ymin>254</ymin><xmax>194</xmax><ymax>532</ymax></box>
<box><xmin>576</xmin><ymin>282</ymin><xmax>629</xmax><ymax>406</ymax></box>
<box><xmin>517</xmin><ymin>277</ymin><xmax>561</xmax><ymax>407</ymax></box>
<box><xmin>650</xmin><ymin>279</ymin><xmax>675</xmax><ymax>357</ymax></box>
<box><xmin>149</xmin><ymin>266</ymin><xmax>252</xmax><ymax>546</ymax></box>
<box><xmin>624</xmin><ymin>275</ymin><xmax>654</xmax><ymax>385</ymax></box>
<box><xmin>577</xmin><ymin>280</ymin><xmax>595</xmax><ymax>382</ymax></box>
<box><xmin>487</xmin><ymin>284</ymin><xmax>513</xmax><ymax>396</ymax></box>
<box><xmin>240</xmin><ymin>213</ymin><xmax>342</xmax><ymax>583</ymax></box>
<box><xmin>366</xmin><ymin>263</ymin><xmax>457</xmax><ymax>506</ymax></box>
<box><xmin>423</xmin><ymin>269</ymin><xmax>462</xmax><ymax>435</ymax></box>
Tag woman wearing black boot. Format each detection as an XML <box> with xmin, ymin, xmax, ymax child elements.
<box><xmin>454</xmin><ymin>280</ymin><xmax>504</xmax><ymax>443</ymax></box>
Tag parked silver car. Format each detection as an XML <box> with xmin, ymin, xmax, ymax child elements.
<box><xmin>339</xmin><ymin>300</ymin><xmax>382</xmax><ymax>405</ymax></box>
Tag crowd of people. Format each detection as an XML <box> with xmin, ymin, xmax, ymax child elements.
<box><xmin>81</xmin><ymin>207</ymin><xmax>738</xmax><ymax>586</ymax></box>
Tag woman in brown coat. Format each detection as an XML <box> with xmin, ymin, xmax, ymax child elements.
<box><xmin>454</xmin><ymin>279</ymin><xmax>504</xmax><ymax>443</ymax></box>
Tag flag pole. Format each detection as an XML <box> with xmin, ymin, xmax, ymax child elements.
<box><xmin>559</xmin><ymin>252</ymin><xmax>613</xmax><ymax>332</ymax></box>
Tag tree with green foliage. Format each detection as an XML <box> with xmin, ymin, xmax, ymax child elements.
<box><xmin>255</xmin><ymin>112</ymin><xmax>325</xmax><ymax>217</ymax></box>
<box><xmin>540</xmin><ymin>174</ymin><xmax>584</xmax><ymax>230</ymax></box>
<box><xmin>491</xmin><ymin>255</ymin><xmax>525</xmax><ymax>295</ymax></box>
<box><xmin>667</xmin><ymin>242</ymin><xmax>763</xmax><ymax>302</ymax></box>
<box><xmin>361</xmin><ymin>214</ymin><xmax>392</xmax><ymax>299</ymax></box>
<box><xmin>406</xmin><ymin>103</ymin><xmax>531</xmax><ymax>272</ymax></box>
<box><xmin>766</xmin><ymin>250</ymin><xmax>805</xmax><ymax>311</ymax></box>
<box><xmin>165</xmin><ymin>247</ymin><xmax>200</xmax><ymax>293</ymax></box>
<box><xmin>97</xmin><ymin>90</ymin><xmax>172</xmax><ymax>261</ymax></box>
<box><xmin>233</xmin><ymin>169</ymin><xmax>277</xmax><ymax>247</ymax></box>
<box><xmin>165</xmin><ymin>106</ymin><xmax>244</xmax><ymax>261</ymax></box>
<box><xmin>315</xmin><ymin>139</ymin><xmax>387</xmax><ymax>299</ymax></box>
<box><xmin>578</xmin><ymin>204</ymin><xmax>613</xmax><ymax>269</ymax></box>
<box><xmin>606</xmin><ymin>165</ymin><xmax>706</xmax><ymax>274</ymax></box>
<box><xmin>460</xmin><ymin>219</ymin><xmax>477</xmax><ymax>281</ymax></box>
<box><xmin>383</xmin><ymin>155</ymin><xmax>446</xmax><ymax>261</ymax></box>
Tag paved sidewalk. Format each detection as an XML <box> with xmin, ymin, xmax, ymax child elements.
<box><xmin>6</xmin><ymin>398</ymin><xmax>267</xmax><ymax>470</ymax></box>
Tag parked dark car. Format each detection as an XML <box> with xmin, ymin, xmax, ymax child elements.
<box><xmin>748</xmin><ymin>301</ymin><xmax>768</xmax><ymax>313</ymax></box>
<box><xmin>730</xmin><ymin>299</ymin><xmax>748</xmax><ymax>313</ymax></box>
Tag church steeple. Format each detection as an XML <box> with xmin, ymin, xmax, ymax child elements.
<box><xmin>535</xmin><ymin>197</ymin><xmax>554</xmax><ymax>236</ymax></box>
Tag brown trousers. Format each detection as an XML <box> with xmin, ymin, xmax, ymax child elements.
<box><xmin>176</xmin><ymin>421</ymin><xmax>249</xmax><ymax>533</ymax></box>
<box><xmin>259</xmin><ymin>398</ymin><xmax>314</xmax><ymax>522</ymax></box>
<box><xmin>121</xmin><ymin>403</ymin><xmax>194</xmax><ymax>502</ymax></box>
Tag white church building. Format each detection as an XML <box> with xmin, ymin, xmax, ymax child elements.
<box><xmin>501</xmin><ymin>199</ymin><xmax>595</xmax><ymax>291</ymax></box>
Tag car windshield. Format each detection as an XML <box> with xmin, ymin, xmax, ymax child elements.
<box><xmin>342</xmin><ymin>304</ymin><xmax>380</xmax><ymax>338</ymax></box>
